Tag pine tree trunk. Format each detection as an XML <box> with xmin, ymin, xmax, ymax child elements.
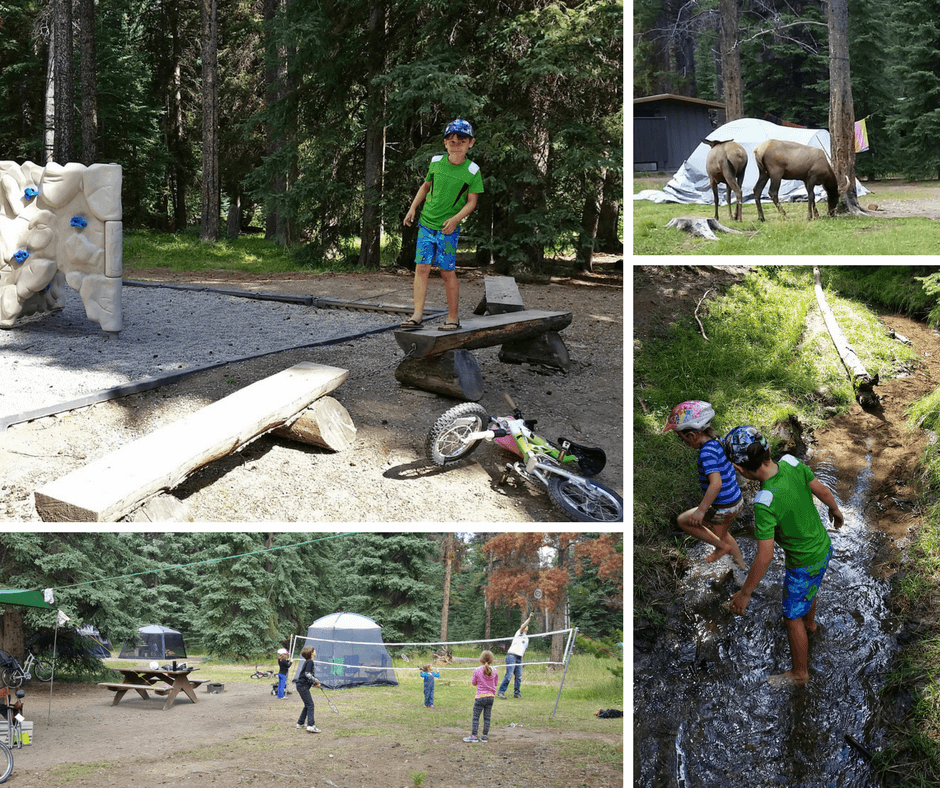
<box><xmin>827</xmin><ymin>0</ymin><xmax>866</xmax><ymax>216</ymax></box>
<box><xmin>484</xmin><ymin>550</ymin><xmax>493</xmax><ymax>640</ymax></box>
<box><xmin>169</xmin><ymin>0</ymin><xmax>186</xmax><ymax>231</ymax></box>
<box><xmin>597</xmin><ymin>170</ymin><xmax>622</xmax><ymax>253</ymax></box>
<box><xmin>78</xmin><ymin>0</ymin><xmax>97</xmax><ymax>164</ymax></box>
<box><xmin>44</xmin><ymin>26</ymin><xmax>55</xmax><ymax>164</ymax></box>
<box><xmin>576</xmin><ymin>167</ymin><xmax>605</xmax><ymax>272</ymax></box>
<box><xmin>719</xmin><ymin>0</ymin><xmax>743</xmax><ymax>120</ymax></box>
<box><xmin>440</xmin><ymin>534</ymin><xmax>455</xmax><ymax>641</ymax></box>
<box><xmin>200</xmin><ymin>0</ymin><xmax>220</xmax><ymax>242</ymax></box>
<box><xmin>359</xmin><ymin>4</ymin><xmax>387</xmax><ymax>268</ymax></box>
<box><xmin>53</xmin><ymin>0</ymin><xmax>74</xmax><ymax>164</ymax></box>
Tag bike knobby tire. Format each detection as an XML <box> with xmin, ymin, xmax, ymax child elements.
<box><xmin>0</xmin><ymin>740</ymin><xmax>13</xmax><ymax>783</ymax></box>
<box><xmin>0</xmin><ymin>669</ymin><xmax>22</xmax><ymax>690</ymax></box>
<box><xmin>548</xmin><ymin>475</ymin><xmax>623</xmax><ymax>522</ymax></box>
<box><xmin>34</xmin><ymin>659</ymin><xmax>54</xmax><ymax>682</ymax></box>
<box><xmin>426</xmin><ymin>402</ymin><xmax>490</xmax><ymax>466</ymax></box>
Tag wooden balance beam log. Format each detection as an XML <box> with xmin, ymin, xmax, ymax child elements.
<box><xmin>34</xmin><ymin>362</ymin><xmax>349</xmax><ymax>522</ymax></box>
<box><xmin>393</xmin><ymin>310</ymin><xmax>572</xmax><ymax>401</ymax></box>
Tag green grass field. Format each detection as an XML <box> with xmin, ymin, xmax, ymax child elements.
<box><xmin>633</xmin><ymin>176</ymin><xmax>940</xmax><ymax>255</ymax></box>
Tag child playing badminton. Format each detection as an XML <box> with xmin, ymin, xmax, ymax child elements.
<box><xmin>294</xmin><ymin>645</ymin><xmax>321</xmax><ymax>732</ymax></box>
<box><xmin>725</xmin><ymin>425</ymin><xmax>843</xmax><ymax>685</ymax></box>
<box><xmin>664</xmin><ymin>400</ymin><xmax>746</xmax><ymax>569</ymax></box>
<box><xmin>463</xmin><ymin>651</ymin><xmax>499</xmax><ymax>743</ymax></box>
<box><xmin>420</xmin><ymin>664</ymin><xmax>440</xmax><ymax>708</ymax></box>
<box><xmin>276</xmin><ymin>648</ymin><xmax>291</xmax><ymax>699</ymax></box>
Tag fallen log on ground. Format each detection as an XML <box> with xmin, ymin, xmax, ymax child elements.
<box><xmin>813</xmin><ymin>266</ymin><xmax>879</xmax><ymax>408</ymax></box>
<box><xmin>274</xmin><ymin>395</ymin><xmax>357</xmax><ymax>452</ymax></box>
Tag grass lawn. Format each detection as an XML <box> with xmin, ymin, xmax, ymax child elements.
<box><xmin>632</xmin><ymin>175</ymin><xmax>940</xmax><ymax>255</ymax></box>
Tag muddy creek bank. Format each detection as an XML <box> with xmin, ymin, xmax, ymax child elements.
<box><xmin>634</xmin><ymin>311</ymin><xmax>940</xmax><ymax>787</ymax></box>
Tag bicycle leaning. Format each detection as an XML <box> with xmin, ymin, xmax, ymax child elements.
<box><xmin>0</xmin><ymin>649</ymin><xmax>54</xmax><ymax>689</ymax></box>
<box><xmin>425</xmin><ymin>394</ymin><xmax>623</xmax><ymax>522</ymax></box>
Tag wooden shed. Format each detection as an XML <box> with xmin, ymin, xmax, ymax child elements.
<box><xmin>634</xmin><ymin>94</ymin><xmax>727</xmax><ymax>173</ymax></box>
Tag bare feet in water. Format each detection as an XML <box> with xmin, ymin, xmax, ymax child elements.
<box><xmin>767</xmin><ymin>671</ymin><xmax>809</xmax><ymax>687</ymax></box>
<box><xmin>705</xmin><ymin>543</ymin><xmax>747</xmax><ymax>570</ymax></box>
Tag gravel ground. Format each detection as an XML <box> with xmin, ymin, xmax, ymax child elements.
<box><xmin>1</xmin><ymin>267</ymin><xmax>623</xmax><ymax>523</ymax></box>
<box><xmin>0</xmin><ymin>282</ymin><xmax>400</xmax><ymax>429</ymax></box>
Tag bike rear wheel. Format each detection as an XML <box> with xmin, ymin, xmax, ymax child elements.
<box><xmin>426</xmin><ymin>403</ymin><xmax>490</xmax><ymax>466</ymax></box>
<box><xmin>548</xmin><ymin>475</ymin><xmax>623</xmax><ymax>522</ymax></box>
<box><xmin>34</xmin><ymin>659</ymin><xmax>54</xmax><ymax>682</ymax></box>
<box><xmin>0</xmin><ymin>669</ymin><xmax>22</xmax><ymax>690</ymax></box>
<box><xmin>0</xmin><ymin>739</ymin><xmax>12</xmax><ymax>783</ymax></box>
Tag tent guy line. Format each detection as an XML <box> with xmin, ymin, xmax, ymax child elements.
<box><xmin>38</xmin><ymin>532</ymin><xmax>356</xmax><ymax>592</ymax></box>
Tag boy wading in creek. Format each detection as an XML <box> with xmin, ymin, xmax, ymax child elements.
<box><xmin>725</xmin><ymin>426</ymin><xmax>844</xmax><ymax>686</ymax></box>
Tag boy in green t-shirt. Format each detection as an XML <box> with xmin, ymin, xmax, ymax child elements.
<box><xmin>724</xmin><ymin>426</ymin><xmax>844</xmax><ymax>686</ymax></box>
<box><xmin>402</xmin><ymin>119</ymin><xmax>484</xmax><ymax>331</ymax></box>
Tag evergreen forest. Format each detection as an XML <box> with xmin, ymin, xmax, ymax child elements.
<box><xmin>633</xmin><ymin>0</ymin><xmax>940</xmax><ymax>181</ymax></box>
<box><xmin>2</xmin><ymin>0</ymin><xmax>623</xmax><ymax>272</ymax></box>
<box><xmin>0</xmin><ymin>532</ymin><xmax>624</xmax><ymax>667</ymax></box>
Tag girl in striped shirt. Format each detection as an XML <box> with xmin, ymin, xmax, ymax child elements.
<box><xmin>664</xmin><ymin>400</ymin><xmax>746</xmax><ymax>568</ymax></box>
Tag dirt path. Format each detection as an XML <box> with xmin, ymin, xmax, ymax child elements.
<box><xmin>1</xmin><ymin>265</ymin><xmax>623</xmax><ymax>523</ymax></box>
<box><xmin>11</xmin><ymin>678</ymin><xmax>623</xmax><ymax>788</ymax></box>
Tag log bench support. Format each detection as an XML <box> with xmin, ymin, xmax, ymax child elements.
<box><xmin>34</xmin><ymin>363</ymin><xmax>352</xmax><ymax>522</ymax></box>
<box><xmin>394</xmin><ymin>277</ymin><xmax>572</xmax><ymax>400</ymax></box>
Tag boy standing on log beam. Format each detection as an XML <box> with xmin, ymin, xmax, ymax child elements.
<box><xmin>402</xmin><ymin>119</ymin><xmax>484</xmax><ymax>332</ymax></box>
<box><xmin>725</xmin><ymin>426</ymin><xmax>844</xmax><ymax>686</ymax></box>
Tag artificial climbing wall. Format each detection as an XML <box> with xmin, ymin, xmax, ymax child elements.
<box><xmin>0</xmin><ymin>160</ymin><xmax>123</xmax><ymax>333</ymax></box>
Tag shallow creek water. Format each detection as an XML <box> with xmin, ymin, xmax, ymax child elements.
<box><xmin>634</xmin><ymin>444</ymin><xmax>902</xmax><ymax>787</ymax></box>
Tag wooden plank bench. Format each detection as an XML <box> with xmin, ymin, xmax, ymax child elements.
<box><xmin>394</xmin><ymin>277</ymin><xmax>573</xmax><ymax>400</ymax></box>
<box><xmin>99</xmin><ymin>682</ymin><xmax>172</xmax><ymax>703</ymax></box>
<box><xmin>393</xmin><ymin>310</ymin><xmax>572</xmax><ymax>359</ymax></box>
<box><xmin>34</xmin><ymin>362</ymin><xmax>349</xmax><ymax>522</ymax></box>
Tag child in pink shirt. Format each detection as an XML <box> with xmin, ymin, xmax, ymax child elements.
<box><xmin>463</xmin><ymin>651</ymin><xmax>499</xmax><ymax>743</ymax></box>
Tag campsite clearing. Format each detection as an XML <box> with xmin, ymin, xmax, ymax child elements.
<box><xmin>634</xmin><ymin>178</ymin><xmax>940</xmax><ymax>255</ymax></box>
<box><xmin>12</xmin><ymin>657</ymin><xmax>623</xmax><ymax>788</ymax></box>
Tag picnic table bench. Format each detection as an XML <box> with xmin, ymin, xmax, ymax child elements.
<box><xmin>394</xmin><ymin>276</ymin><xmax>572</xmax><ymax>401</ymax></box>
<box><xmin>99</xmin><ymin>666</ymin><xmax>208</xmax><ymax>711</ymax></box>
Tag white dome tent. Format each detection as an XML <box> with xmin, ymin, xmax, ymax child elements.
<box><xmin>634</xmin><ymin>117</ymin><xmax>867</xmax><ymax>207</ymax></box>
<box><xmin>292</xmin><ymin>612</ymin><xmax>398</xmax><ymax>690</ymax></box>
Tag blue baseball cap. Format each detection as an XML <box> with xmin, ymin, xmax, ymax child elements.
<box><xmin>444</xmin><ymin>119</ymin><xmax>474</xmax><ymax>137</ymax></box>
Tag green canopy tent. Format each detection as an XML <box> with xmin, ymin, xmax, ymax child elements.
<box><xmin>0</xmin><ymin>589</ymin><xmax>62</xmax><ymax>724</ymax></box>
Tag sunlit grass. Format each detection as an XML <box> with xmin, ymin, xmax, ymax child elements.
<box><xmin>632</xmin><ymin>177</ymin><xmax>940</xmax><ymax>255</ymax></box>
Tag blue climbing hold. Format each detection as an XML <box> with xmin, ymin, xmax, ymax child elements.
<box><xmin>71</xmin><ymin>216</ymin><xmax>87</xmax><ymax>228</ymax></box>
<box><xmin>24</xmin><ymin>187</ymin><xmax>38</xmax><ymax>200</ymax></box>
<box><xmin>13</xmin><ymin>250</ymin><xmax>29</xmax><ymax>264</ymax></box>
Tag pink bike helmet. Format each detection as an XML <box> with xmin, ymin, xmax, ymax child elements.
<box><xmin>663</xmin><ymin>400</ymin><xmax>715</xmax><ymax>433</ymax></box>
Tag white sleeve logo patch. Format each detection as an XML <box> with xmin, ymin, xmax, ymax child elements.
<box><xmin>468</xmin><ymin>162</ymin><xmax>480</xmax><ymax>175</ymax></box>
<box><xmin>431</xmin><ymin>154</ymin><xmax>444</xmax><ymax>163</ymax></box>
<box><xmin>781</xmin><ymin>455</ymin><xmax>799</xmax><ymax>467</ymax></box>
<box><xmin>754</xmin><ymin>490</ymin><xmax>774</xmax><ymax>507</ymax></box>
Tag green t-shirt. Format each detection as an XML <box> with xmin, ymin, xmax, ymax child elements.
<box><xmin>753</xmin><ymin>455</ymin><xmax>832</xmax><ymax>569</ymax></box>
<box><xmin>419</xmin><ymin>155</ymin><xmax>484</xmax><ymax>231</ymax></box>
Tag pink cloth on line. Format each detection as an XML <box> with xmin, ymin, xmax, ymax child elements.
<box><xmin>472</xmin><ymin>664</ymin><xmax>500</xmax><ymax>696</ymax></box>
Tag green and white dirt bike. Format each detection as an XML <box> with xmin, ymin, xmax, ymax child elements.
<box><xmin>426</xmin><ymin>394</ymin><xmax>623</xmax><ymax>523</ymax></box>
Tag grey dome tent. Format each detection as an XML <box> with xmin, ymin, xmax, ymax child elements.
<box><xmin>297</xmin><ymin>612</ymin><xmax>398</xmax><ymax>690</ymax></box>
<box><xmin>633</xmin><ymin>117</ymin><xmax>867</xmax><ymax>206</ymax></box>
<box><xmin>118</xmin><ymin>625</ymin><xmax>187</xmax><ymax>660</ymax></box>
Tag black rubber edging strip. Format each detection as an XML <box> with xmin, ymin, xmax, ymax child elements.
<box><xmin>1</xmin><ymin>321</ymin><xmax>399</xmax><ymax>431</ymax></box>
<box><xmin>124</xmin><ymin>278</ymin><xmax>448</xmax><ymax>316</ymax></box>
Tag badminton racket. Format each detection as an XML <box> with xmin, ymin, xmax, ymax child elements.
<box><xmin>319</xmin><ymin>685</ymin><xmax>339</xmax><ymax>713</ymax></box>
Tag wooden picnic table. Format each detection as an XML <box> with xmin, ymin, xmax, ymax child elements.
<box><xmin>98</xmin><ymin>666</ymin><xmax>207</xmax><ymax>711</ymax></box>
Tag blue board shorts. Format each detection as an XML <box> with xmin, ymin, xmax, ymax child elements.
<box><xmin>782</xmin><ymin>545</ymin><xmax>833</xmax><ymax>619</ymax></box>
<box><xmin>415</xmin><ymin>222</ymin><xmax>460</xmax><ymax>271</ymax></box>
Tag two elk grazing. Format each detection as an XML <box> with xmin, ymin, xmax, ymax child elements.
<box><xmin>704</xmin><ymin>139</ymin><xmax>747</xmax><ymax>222</ymax></box>
<box><xmin>753</xmin><ymin>139</ymin><xmax>851</xmax><ymax>221</ymax></box>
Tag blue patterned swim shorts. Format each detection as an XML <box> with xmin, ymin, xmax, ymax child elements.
<box><xmin>415</xmin><ymin>222</ymin><xmax>460</xmax><ymax>271</ymax></box>
<box><xmin>782</xmin><ymin>545</ymin><xmax>833</xmax><ymax>619</ymax></box>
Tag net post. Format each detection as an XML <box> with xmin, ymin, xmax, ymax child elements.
<box><xmin>551</xmin><ymin>627</ymin><xmax>578</xmax><ymax>719</ymax></box>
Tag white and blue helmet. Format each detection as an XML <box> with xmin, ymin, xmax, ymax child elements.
<box><xmin>444</xmin><ymin>119</ymin><xmax>474</xmax><ymax>137</ymax></box>
<box><xmin>723</xmin><ymin>425</ymin><xmax>768</xmax><ymax>465</ymax></box>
